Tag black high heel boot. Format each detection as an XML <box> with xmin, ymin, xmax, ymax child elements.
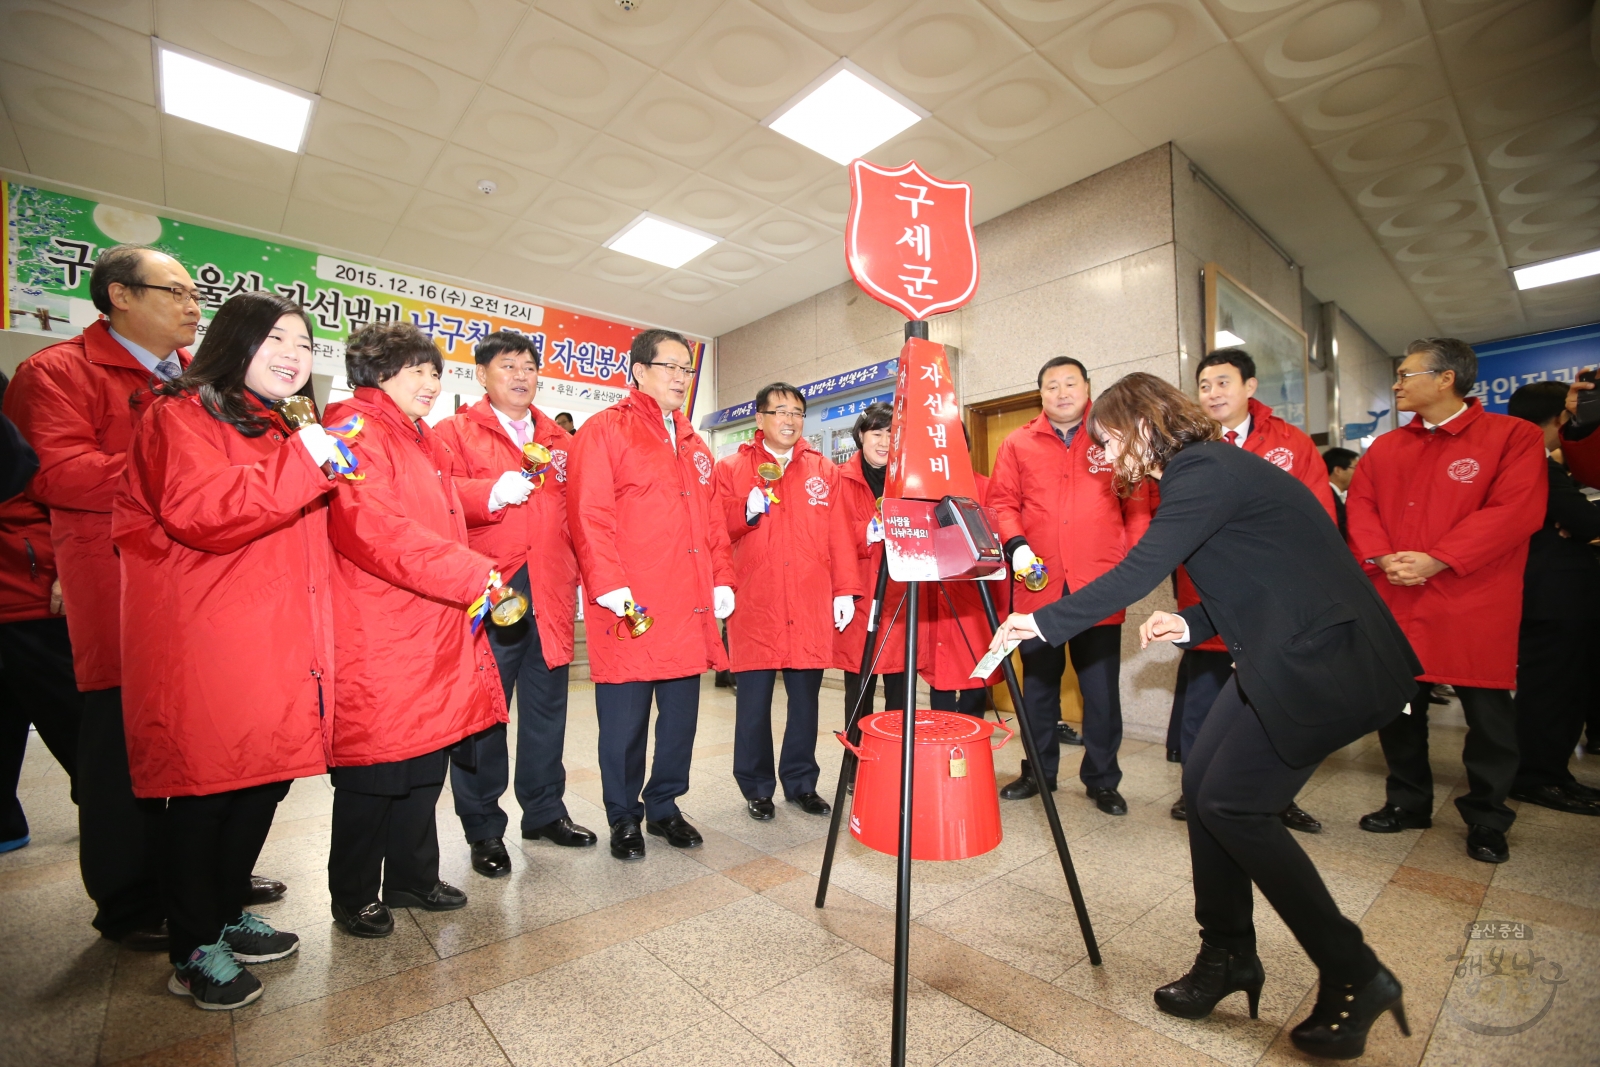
<box><xmin>1290</xmin><ymin>964</ymin><xmax>1409</xmax><ymax>1060</ymax></box>
<box><xmin>1153</xmin><ymin>942</ymin><xmax>1265</xmax><ymax>1020</ymax></box>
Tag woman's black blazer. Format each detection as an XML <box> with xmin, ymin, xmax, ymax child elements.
<box><xmin>1034</xmin><ymin>441</ymin><xmax>1421</xmax><ymax>768</ymax></box>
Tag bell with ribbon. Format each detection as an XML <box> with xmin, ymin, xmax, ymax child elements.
<box><xmin>1016</xmin><ymin>555</ymin><xmax>1049</xmax><ymax>593</ymax></box>
<box><xmin>755</xmin><ymin>460</ymin><xmax>782</xmax><ymax>509</ymax></box>
<box><xmin>274</xmin><ymin>394</ymin><xmax>319</xmax><ymax>430</ymax></box>
<box><xmin>615</xmin><ymin>599</ymin><xmax>653</xmax><ymax>640</ymax></box>
<box><xmin>469</xmin><ymin>571</ymin><xmax>529</xmax><ymax>633</ymax></box>
<box><xmin>522</xmin><ymin>441</ymin><xmax>553</xmax><ymax>487</ymax></box>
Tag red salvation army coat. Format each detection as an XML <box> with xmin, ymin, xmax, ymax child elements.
<box><xmin>1559</xmin><ymin>424</ymin><xmax>1600</xmax><ymax>489</ymax></box>
<box><xmin>833</xmin><ymin>453</ymin><xmax>920</xmax><ymax>677</ymax></box>
<box><xmin>325</xmin><ymin>388</ymin><xmax>506</xmax><ymax>766</ymax></box>
<box><xmin>114</xmin><ymin>394</ymin><xmax>336</xmax><ymax>798</ymax></box>
<box><xmin>714</xmin><ymin>432</ymin><xmax>862</xmax><ymax>672</ymax></box>
<box><xmin>0</xmin><ymin>493</ymin><xmax>54</xmax><ymax>624</ymax></box>
<box><xmin>989</xmin><ymin>406</ymin><xmax>1152</xmax><ymax>625</ymax></box>
<box><xmin>434</xmin><ymin>400</ymin><xmax>579</xmax><ymax>667</ymax></box>
<box><xmin>1346</xmin><ymin>400</ymin><xmax>1546</xmax><ymax>689</ymax></box>
<box><xmin>1</xmin><ymin>321</ymin><xmax>187</xmax><ymax>689</ymax></box>
<box><xmin>1175</xmin><ymin>398</ymin><xmax>1340</xmax><ymax>653</ymax></box>
<box><xmin>567</xmin><ymin>388</ymin><xmax>734</xmax><ymax>684</ymax></box>
<box><xmin>921</xmin><ymin>471</ymin><xmax>1004</xmax><ymax>691</ymax></box>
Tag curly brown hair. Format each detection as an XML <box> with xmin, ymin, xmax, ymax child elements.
<box><xmin>1086</xmin><ymin>371</ymin><xmax>1221</xmax><ymax>491</ymax></box>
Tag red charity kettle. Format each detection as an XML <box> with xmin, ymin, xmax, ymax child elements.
<box><xmin>838</xmin><ymin>710</ymin><xmax>1012</xmax><ymax>861</ymax></box>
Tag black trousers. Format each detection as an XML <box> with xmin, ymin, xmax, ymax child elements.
<box><xmin>451</xmin><ymin>566</ymin><xmax>573</xmax><ymax>841</ymax></box>
<box><xmin>1165</xmin><ymin>648</ymin><xmax>1234</xmax><ymax>760</ymax></box>
<box><xmin>930</xmin><ymin>686</ymin><xmax>988</xmax><ymax>716</ymax></box>
<box><xmin>1017</xmin><ymin>624</ymin><xmax>1123</xmax><ymax>787</ymax></box>
<box><xmin>329</xmin><ymin>776</ymin><xmax>445</xmax><ymax>909</ymax></box>
<box><xmin>1515</xmin><ymin>618</ymin><xmax>1600</xmax><ymax>790</ymax></box>
<box><xmin>593</xmin><ymin>675</ymin><xmax>698</xmax><ymax>826</ymax></box>
<box><xmin>734</xmin><ymin>668</ymin><xmax>823</xmax><ymax>800</ymax></box>
<box><xmin>1185</xmin><ymin>676</ymin><xmax>1378</xmax><ymax>984</ymax></box>
<box><xmin>0</xmin><ymin>617</ymin><xmax>82</xmax><ymax>841</ymax></box>
<box><xmin>843</xmin><ymin>671</ymin><xmax>906</xmax><ymax>725</ymax></box>
<box><xmin>1378</xmin><ymin>683</ymin><xmax>1519</xmax><ymax>832</ymax></box>
<box><xmin>151</xmin><ymin>780</ymin><xmax>289</xmax><ymax>964</ymax></box>
<box><xmin>78</xmin><ymin>688</ymin><xmax>164</xmax><ymax>937</ymax></box>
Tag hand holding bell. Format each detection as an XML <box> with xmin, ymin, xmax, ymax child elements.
<box><xmin>615</xmin><ymin>599</ymin><xmax>653</xmax><ymax>640</ymax></box>
<box><xmin>522</xmin><ymin>441</ymin><xmax>553</xmax><ymax>487</ymax></box>
<box><xmin>755</xmin><ymin>460</ymin><xmax>782</xmax><ymax>506</ymax></box>
<box><xmin>1015</xmin><ymin>556</ymin><xmax>1049</xmax><ymax>593</ymax></box>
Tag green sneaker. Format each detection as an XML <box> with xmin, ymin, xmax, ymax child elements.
<box><xmin>167</xmin><ymin>941</ymin><xmax>263</xmax><ymax>1010</ymax></box>
<box><xmin>221</xmin><ymin>911</ymin><xmax>299</xmax><ymax>963</ymax></box>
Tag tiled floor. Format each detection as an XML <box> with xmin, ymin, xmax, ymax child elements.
<box><xmin>3</xmin><ymin>682</ymin><xmax>1597</xmax><ymax>1067</ymax></box>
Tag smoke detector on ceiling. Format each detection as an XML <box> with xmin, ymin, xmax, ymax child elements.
<box><xmin>476</xmin><ymin>179</ymin><xmax>497</xmax><ymax>195</ymax></box>
<box><xmin>615</xmin><ymin>0</ymin><xmax>637</xmax><ymax>10</ymax></box>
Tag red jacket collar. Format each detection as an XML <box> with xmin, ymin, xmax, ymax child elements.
<box><xmin>740</xmin><ymin>429</ymin><xmax>810</xmax><ymax>464</ymax></box>
<box><xmin>841</xmin><ymin>451</ymin><xmax>875</xmax><ymax>488</ymax></box>
<box><xmin>348</xmin><ymin>386</ymin><xmax>429</xmax><ymax>440</ymax></box>
<box><xmin>462</xmin><ymin>398</ymin><xmax>571</xmax><ymax>449</ymax></box>
<box><xmin>82</xmin><ymin>319</ymin><xmax>191</xmax><ymax>372</ymax></box>
<box><xmin>1399</xmin><ymin>397</ymin><xmax>1483</xmax><ymax>437</ymax></box>
<box><xmin>1244</xmin><ymin>397</ymin><xmax>1278</xmax><ymax>430</ymax></box>
<box><xmin>1026</xmin><ymin>399</ymin><xmax>1092</xmax><ymax>446</ymax></box>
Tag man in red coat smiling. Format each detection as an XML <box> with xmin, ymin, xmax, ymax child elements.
<box><xmin>434</xmin><ymin>331</ymin><xmax>595</xmax><ymax>880</ymax></box>
<box><xmin>1347</xmin><ymin>337</ymin><xmax>1546</xmax><ymax>864</ymax></box>
<box><xmin>567</xmin><ymin>330</ymin><xmax>735</xmax><ymax>860</ymax></box>
<box><xmin>713</xmin><ymin>383</ymin><xmax>860</xmax><ymax>821</ymax></box>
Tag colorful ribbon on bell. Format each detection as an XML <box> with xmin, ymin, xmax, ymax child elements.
<box><xmin>1015</xmin><ymin>556</ymin><xmax>1049</xmax><ymax>593</ymax></box>
<box><xmin>468</xmin><ymin>570</ymin><xmax>505</xmax><ymax>634</ymax></box>
<box><xmin>521</xmin><ymin>442</ymin><xmax>552</xmax><ymax>488</ymax></box>
<box><xmin>325</xmin><ymin>414</ymin><xmax>365</xmax><ymax>481</ymax></box>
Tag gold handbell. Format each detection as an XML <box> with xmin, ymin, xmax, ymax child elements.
<box><xmin>487</xmin><ymin>583</ymin><xmax>529</xmax><ymax>626</ymax></box>
<box><xmin>1020</xmin><ymin>558</ymin><xmax>1050</xmax><ymax>593</ymax></box>
<box><xmin>756</xmin><ymin>461</ymin><xmax>782</xmax><ymax>481</ymax></box>
<box><xmin>523</xmin><ymin>441</ymin><xmax>552</xmax><ymax>469</ymax></box>
<box><xmin>274</xmin><ymin>394</ymin><xmax>319</xmax><ymax>430</ymax></box>
<box><xmin>616</xmin><ymin>601</ymin><xmax>654</xmax><ymax>639</ymax></box>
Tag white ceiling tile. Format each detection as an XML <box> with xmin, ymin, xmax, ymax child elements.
<box><xmin>654</xmin><ymin>173</ymin><xmax>771</xmax><ymax>236</ymax></box>
<box><xmin>646</xmin><ymin>271</ymin><xmax>738</xmax><ymax>305</ymax></box>
<box><xmin>1039</xmin><ymin>0</ymin><xmax>1228</xmax><ymax>104</ymax></box>
<box><xmin>1432</xmin><ymin>0</ymin><xmax>1592</xmax><ymax>86</ymax></box>
<box><xmin>702</xmin><ymin>124</ymin><xmax>839</xmax><ymax>201</ymax></box>
<box><xmin>154</xmin><ymin>0</ymin><xmax>336</xmax><ymax>93</ymax></box>
<box><xmin>0</xmin><ymin>103</ymin><xmax>26</xmax><ymax>171</ymax></box>
<box><xmin>604</xmin><ymin>73</ymin><xmax>755</xmax><ymax>170</ymax></box>
<box><xmin>1369</xmin><ymin>191</ymin><xmax>1492</xmax><ymax>243</ymax></box>
<box><xmin>1403</xmin><ymin>243</ymin><xmax>1506</xmax><ymax>286</ymax></box>
<box><xmin>163</xmin><ymin>164</ymin><xmax>289</xmax><ymax>231</ymax></box>
<box><xmin>291</xmin><ymin>154</ymin><xmax>416</xmax><ymax>222</ymax></box>
<box><xmin>302</xmin><ymin>100</ymin><xmax>444</xmax><ymax>186</ymax></box>
<box><xmin>559</xmin><ymin>135</ymin><xmax>692</xmax><ymax>209</ymax></box>
<box><xmin>959</xmin><ymin>156</ymin><xmax>1062</xmax><ymax>220</ymax></box>
<box><xmin>783</xmin><ymin>171</ymin><xmax>852</xmax><ymax>228</ymax></box>
<box><xmin>468</xmin><ymin>251</ymin><xmax>577</xmax><ymax>301</ymax></box>
<box><xmin>281</xmin><ymin>196</ymin><xmax>396</xmax><ymax>255</ymax></box>
<box><xmin>536</xmin><ymin>0</ymin><xmax>722</xmax><ymax>63</ymax></box>
<box><xmin>997</xmin><ymin>106</ymin><xmax>1145</xmax><ymax>188</ymax></box>
<box><xmin>1454</xmin><ymin>45</ymin><xmax>1600</xmax><ymax>142</ymax></box>
<box><xmin>852</xmin><ymin>0</ymin><xmax>1033</xmax><ymax>109</ymax></box>
<box><xmin>1346</xmin><ymin>145</ymin><xmax>1480</xmax><ymax>212</ymax></box>
<box><xmin>0</xmin><ymin>1</ymin><xmax>155</xmax><ymax>105</ymax></box>
<box><xmin>572</xmin><ymin>245</ymin><xmax>671</xmax><ymax>288</ymax></box>
<box><xmin>1103</xmin><ymin>43</ymin><xmax>1274</xmax><ymax>144</ymax></box>
<box><xmin>663</xmin><ymin>0</ymin><xmax>838</xmax><ymax>120</ymax></box>
<box><xmin>383</xmin><ymin>225</ymin><xmax>492</xmax><ymax>276</ymax></box>
<box><xmin>1418</xmin><ymin>0</ymin><xmax>1509</xmax><ymax>30</ymax></box>
<box><xmin>525</xmin><ymin>180</ymin><xmax>639</xmax><ymax>238</ymax></box>
<box><xmin>161</xmin><ymin>114</ymin><xmax>299</xmax><ymax>191</ymax></box>
<box><xmin>727</xmin><ymin>205</ymin><xmax>837</xmax><ymax>258</ymax></box>
<box><xmin>937</xmin><ymin>52</ymin><xmax>1095</xmax><ymax>152</ymax></box>
<box><xmin>50</xmin><ymin>0</ymin><xmax>154</xmax><ymax>34</ymax></box>
<box><xmin>1474</xmin><ymin>104</ymin><xmax>1600</xmax><ymax>178</ymax></box>
<box><xmin>423</xmin><ymin>144</ymin><xmax>550</xmax><ymax>217</ymax></box>
<box><xmin>283</xmin><ymin>0</ymin><xmax>341</xmax><ymax>16</ymax></box>
<box><xmin>400</xmin><ymin>191</ymin><xmax>520</xmax><ymax>249</ymax></box>
<box><xmin>863</xmin><ymin>118</ymin><xmax>993</xmax><ymax>175</ymax></box>
<box><xmin>751</xmin><ymin>0</ymin><xmax>915</xmax><ymax>54</ymax></box>
<box><xmin>1501</xmin><ymin>194</ymin><xmax>1600</xmax><ymax>238</ymax></box>
<box><xmin>0</xmin><ymin>62</ymin><xmax>161</xmax><ymax>157</ymax></box>
<box><xmin>488</xmin><ymin>10</ymin><xmax>655</xmax><ymax>128</ymax></box>
<box><xmin>340</xmin><ymin>0</ymin><xmax>530</xmax><ymax>78</ymax></box>
<box><xmin>7</xmin><ymin>123</ymin><xmax>165</xmax><ymax>202</ymax></box>
<box><xmin>1195</xmin><ymin>0</ymin><xmax>1305</xmax><ymax>38</ymax></box>
<box><xmin>320</xmin><ymin>28</ymin><xmax>481</xmax><ymax>138</ymax></box>
<box><xmin>681</xmin><ymin>241</ymin><xmax>785</xmax><ymax>282</ymax></box>
<box><xmin>1276</xmin><ymin>38</ymin><xmax>1449</xmax><ymax>146</ymax></box>
<box><xmin>1386</xmin><ymin>222</ymin><xmax>1498</xmax><ymax>263</ymax></box>
<box><xmin>1314</xmin><ymin>97</ymin><xmax>1469</xmax><ymax>184</ymax></box>
<box><xmin>1235</xmin><ymin>0</ymin><xmax>1427</xmax><ymax>98</ymax></box>
<box><xmin>452</xmin><ymin>87</ymin><xmax>596</xmax><ymax>178</ymax></box>
<box><xmin>489</xmin><ymin>218</ymin><xmax>599</xmax><ymax>266</ymax></box>
<box><xmin>1483</xmin><ymin>153</ymin><xmax>1600</xmax><ymax>212</ymax></box>
<box><xmin>978</xmin><ymin>0</ymin><xmax>1118</xmax><ymax>46</ymax></box>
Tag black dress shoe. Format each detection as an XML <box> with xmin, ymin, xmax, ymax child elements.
<box><xmin>1166</xmin><ymin>747</ymin><xmax>1182</xmax><ymax>763</ymax></box>
<box><xmin>1000</xmin><ymin>760</ymin><xmax>1055</xmax><ymax>800</ymax></box>
<box><xmin>105</xmin><ymin>923</ymin><xmax>170</xmax><ymax>952</ymax></box>
<box><xmin>246</xmin><ymin>875</ymin><xmax>286</xmax><ymax>905</ymax></box>
<box><xmin>1509</xmin><ymin>784</ymin><xmax>1600</xmax><ymax>815</ymax></box>
<box><xmin>646</xmin><ymin>813</ymin><xmax>703</xmax><ymax>849</ymax></box>
<box><xmin>1562</xmin><ymin>779</ymin><xmax>1600</xmax><ymax>801</ymax></box>
<box><xmin>1170</xmin><ymin>795</ymin><xmax>1187</xmax><ymax>821</ymax></box>
<box><xmin>747</xmin><ymin>797</ymin><xmax>775</xmax><ymax>821</ymax></box>
<box><xmin>1290</xmin><ymin>965</ymin><xmax>1409</xmax><ymax>1060</ymax></box>
<box><xmin>1280</xmin><ymin>801</ymin><xmax>1323</xmax><ymax>834</ymax></box>
<box><xmin>384</xmin><ymin>881</ymin><xmax>468</xmax><ymax>911</ymax></box>
<box><xmin>523</xmin><ymin>817</ymin><xmax>598</xmax><ymax>847</ymax></box>
<box><xmin>1466</xmin><ymin>824</ymin><xmax>1510</xmax><ymax>863</ymax></box>
<box><xmin>331</xmin><ymin>901</ymin><xmax>393</xmax><ymax>938</ymax></box>
<box><xmin>1055</xmin><ymin>721</ymin><xmax>1083</xmax><ymax>746</ymax></box>
<box><xmin>1358</xmin><ymin>804</ymin><xmax>1432</xmax><ymax>833</ymax></box>
<box><xmin>788</xmin><ymin>792</ymin><xmax>831</xmax><ymax>816</ymax></box>
<box><xmin>1088</xmin><ymin>787</ymin><xmax>1127</xmax><ymax>816</ymax></box>
<box><xmin>1154</xmin><ymin>941</ymin><xmax>1265</xmax><ymax>1020</ymax></box>
<box><xmin>470</xmin><ymin>837</ymin><xmax>512</xmax><ymax>878</ymax></box>
<box><xmin>610</xmin><ymin>819</ymin><xmax>646</xmax><ymax>861</ymax></box>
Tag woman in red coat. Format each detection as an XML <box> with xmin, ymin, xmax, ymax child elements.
<box><xmin>116</xmin><ymin>292</ymin><xmax>340</xmax><ymax>1010</ymax></box>
<box><xmin>324</xmin><ymin>323</ymin><xmax>507</xmax><ymax>939</ymax></box>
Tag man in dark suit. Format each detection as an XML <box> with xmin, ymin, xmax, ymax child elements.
<box><xmin>1506</xmin><ymin>382</ymin><xmax>1600</xmax><ymax>815</ymax></box>
<box><xmin>1323</xmin><ymin>447</ymin><xmax>1358</xmax><ymax>542</ymax></box>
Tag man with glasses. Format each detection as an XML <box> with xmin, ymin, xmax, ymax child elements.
<box><xmin>1346</xmin><ymin>338</ymin><xmax>1546</xmax><ymax>864</ymax></box>
<box><xmin>567</xmin><ymin>329</ymin><xmax>735</xmax><ymax>860</ymax></box>
<box><xmin>713</xmin><ymin>383</ymin><xmax>859</xmax><ymax>821</ymax></box>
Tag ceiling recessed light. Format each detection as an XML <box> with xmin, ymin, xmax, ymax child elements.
<box><xmin>604</xmin><ymin>213</ymin><xmax>719</xmax><ymax>269</ymax></box>
<box><xmin>1214</xmin><ymin>330</ymin><xmax>1246</xmax><ymax>347</ymax></box>
<box><xmin>763</xmin><ymin>59</ymin><xmax>928</xmax><ymax>165</ymax></box>
<box><xmin>1512</xmin><ymin>248</ymin><xmax>1600</xmax><ymax>290</ymax></box>
<box><xmin>154</xmin><ymin>39</ymin><xmax>317</xmax><ymax>152</ymax></box>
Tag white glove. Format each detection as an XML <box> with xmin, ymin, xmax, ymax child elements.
<box><xmin>833</xmin><ymin>595</ymin><xmax>855</xmax><ymax>631</ymax></box>
<box><xmin>714</xmin><ymin>585</ymin><xmax>735</xmax><ymax>619</ymax></box>
<box><xmin>596</xmin><ymin>587</ymin><xmax>633</xmax><ymax>618</ymax></box>
<box><xmin>746</xmin><ymin>486</ymin><xmax>767</xmax><ymax>523</ymax></box>
<box><xmin>1011</xmin><ymin>544</ymin><xmax>1037</xmax><ymax>574</ymax></box>
<box><xmin>296</xmin><ymin>424</ymin><xmax>338</xmax><ymax>468</ymax></box>
<box><xmin>866</xmin><ymin>517</ymin><xmax>885</xmax><ymax>544</ymax></box>
<box><xmin>488</xmin><ymin>470</ymin><xmax>534</xmax><ymax>512</ymax></box>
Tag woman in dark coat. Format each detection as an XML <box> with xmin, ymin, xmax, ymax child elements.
<box><xmin>990</xmin><ymin>372</ymin><xmax>1421</xmax><ymax>1061</ymax></box>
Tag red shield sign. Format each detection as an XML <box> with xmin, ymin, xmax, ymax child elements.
<box><xmin>846</xmin><ymin>160</ymin><xmax>979</xmax><ymax>321</ymax></box>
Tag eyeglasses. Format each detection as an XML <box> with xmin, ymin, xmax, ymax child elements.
<box><xmin>644</xmin><ymin>361</ymin><xmax>694</xmax><ymax>379</ymax></box>
<box><xmin>1394</xmin><ymin>369</ymin><xmax>1441</xmax><ymax>384</ymax></box>
<box><xmin>125</xmin><ymin>282</ymin><xmax>203</xmax><ymax>306</ymax></box>
<box><xmin>758</xmin><ymin>408</ymin><xmax>806</xmax><ymax>420</ymax></box>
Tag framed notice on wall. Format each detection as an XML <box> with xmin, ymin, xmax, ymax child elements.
<box><xmin>1203</xmin><ymin>263</ymin><xmax>1310</xmax><ymax>430</ymax></box>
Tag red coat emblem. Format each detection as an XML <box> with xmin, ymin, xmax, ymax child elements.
<box><xmin>846</xmin><ymin>160</ymin><xmax>979</xmax><ymax>321</ymax></box>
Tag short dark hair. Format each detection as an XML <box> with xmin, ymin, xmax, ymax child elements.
<box><xmin>1406</xmin><ymin>337</ymin><xmax>1477</xmax><ymax>397</ymax></box>
<box><xmin>1508</xmin><ymin>381</ymin><xmax>1569</xmax><ymax>427</ymax></box>
<box><xmin>1086</xmin><ymin>372</ymin><xmax>1221</xmax><ymax>489</ymax></box>
<box><xmin>345</xmin><ymin>322</ymin><xmax>442</xmax><ymax>388</ymax></box>
<box><xmin>1197</xmin><ymin>348</ymin><xmax>1257</xmax><ymax>383</ymax></box>
<box><xmin>90</xmin><ymin>244</ymin><xmax>158</xmax><ymax>314</ymax></box>
<box><xmin>158</xmin><ymin>291</ymin><xmax>315</xmax><ymax>437</ymax></box>
<box><xmin>756</xmin><ymin>382</ymin><xmax>805</xmax><ymax>414</ymax></box>
<box><xmin>1322</xmin><ymin>447</ymin><xmax>1359</xmax><ymax>474</ymax></box>
<box><xmin>555</xmin><ymin>411</ymin><xmax>573</xmax><ymax>422</ymax></box>
<box><xmin>629</xmin><ymin>328</ymin><xmax>693</xmax><ymax>370</ymax></box>
<box><xmin>852</xmin><ymin>401</ymin><xmax>893</xmax><ymax>451</ymax></box>
<box><xmin>1037</xmin><ymin>356</ymin><xmax>1089</xmax><ymax>388</ymax></box>
<box><xmin>474</xmin><ymin>329</ymin><xmax>540</xmax><ymax>368</ymax></box>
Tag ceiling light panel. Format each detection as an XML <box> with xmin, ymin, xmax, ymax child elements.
<box><xmin>605</xmin><ymin>213</ymin><xmax>721</xmax><ymax>269</ymax></box>
<box><xmin>1512</xmin><ymin>249</ymin><xmax>1600</xmax><ymax>290</ymax></box>
<box><xmin>154</xmin><ymin>40</ymin><xmax>316</xmax><ymax>153</ymax></box>
<box><xmin>763</xmin><ymin>59</ymin><xmax>928</xmax><ymax>165</ymax></box>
